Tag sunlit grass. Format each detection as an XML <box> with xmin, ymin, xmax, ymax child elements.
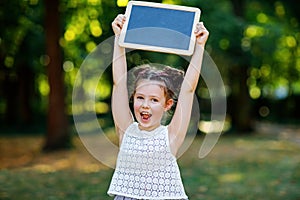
<box><xmin>0</xmin><ymin>133</ymin><xmax>300</xmax><ymax>199</ymax></box>
<box><xmin>179</xmin><ymin>135</ymin><xmax>300</xmax><ymax>200</ymax></box>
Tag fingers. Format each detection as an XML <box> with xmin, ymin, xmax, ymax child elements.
<box><xmin>115</xmin><ymin>14</ymin><xmax>126</xmax><ymax>26</ymax></box>
<box><xmin>194</xmin><ymin>22</ymin><xmax>209</xmax><ymax>45</ymax></box>
<box><xmin>112</xmin><ymin>14</ymin><xmax>126</xmax><ymax>29</ymax></box>
<box><xmin>112</xmin><ymin>14</ymin><xmax>126</xmax><ymax>35</ymax></box>
<box><xmin>194</xmin><ymin>22</ymin><xmax>208</xmax><ymax>36</ymax></box>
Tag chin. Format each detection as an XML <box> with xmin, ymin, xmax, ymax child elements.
<box><xmin>138</xmin><ymin>121</ymin><xmax>151</xmax><ymax>128</ymax></box>
<box><xmin>138</xmin><ymin>120</ymin><xmax>161</xmax><ymax>131</ymax></box>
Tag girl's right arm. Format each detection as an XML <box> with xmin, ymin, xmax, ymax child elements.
<box><xmin>111</xmin><ymin>15</ymin><xmax>133</xmax><ymax>142</ymax></box>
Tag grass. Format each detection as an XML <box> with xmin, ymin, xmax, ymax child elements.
<box><xmin>1</xmin><ymin>131</ymin><xmax>300</xmax><ymax>200</ymax></box>
<box><xmin>179</xmin><ymin>136</ymin><xmax>300</xmax><ymax>200</ymax></box>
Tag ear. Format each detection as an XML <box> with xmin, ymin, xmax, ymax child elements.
<box><xmin>164</xmin><ymin>99</ymin><xmax>174</xmax><ymax>111</ymax></box>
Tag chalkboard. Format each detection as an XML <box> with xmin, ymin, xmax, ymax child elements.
<box><xmin>119</xmin><ymin>1</ymin><xmax>201</xmax><ymax>56</ymax></box>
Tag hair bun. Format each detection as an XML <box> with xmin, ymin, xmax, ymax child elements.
<box><xmin>132</xmin><ymin>64</ymin><xmax>151</xmax><ymax>77</ymax></box>
<box><xmin>162</xmin><ymin>66</ymin><xmax>184</xmax><ymax>94</ymax></box>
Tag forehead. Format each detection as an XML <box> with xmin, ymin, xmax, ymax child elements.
<box><xmin>135</xmin><ymin>80</ymin><xmax>166</xmax><ymax>95</ymax></box>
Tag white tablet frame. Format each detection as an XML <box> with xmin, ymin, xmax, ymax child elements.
<box><xmin>118</xmin><ymin>1</ymin><xmax>201</xmax><ymax>56</ymax></box>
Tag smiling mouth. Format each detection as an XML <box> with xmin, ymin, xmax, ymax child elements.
<box><xmin>140</xmin><ymin>111</ymin><xmax>152</xmax><ymax>121</ymax></box>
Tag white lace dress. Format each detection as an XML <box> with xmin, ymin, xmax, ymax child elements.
<box><xmin>108</xmin><ymin>122</ymin><xmax>188</xmax><ymax>200</ymax></box>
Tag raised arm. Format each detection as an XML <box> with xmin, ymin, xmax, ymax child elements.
<box><xmin>168</xmin><ymin>22</ymin><xmax>209</xmax><ymax>155</ymax></box>
<box><xmin>111</xmin><ymin>15</ymin><xmax>133</xmax><ymax>142</ymax></box>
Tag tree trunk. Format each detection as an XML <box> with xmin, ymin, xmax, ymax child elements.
<box><xmin>18</xmin><ymin>65</ymin><xmax>34</xmax><ymax>126</ymax></box>
<box><xmin>3</xmin><ymin>73</ymin><xmax>18</xmax><ymax>125</ymax></box>
<box><xmin>229</xmin><ymin>0</ymin><xmax>254</xmax><ymax>132</ymax></box>
<box><xmin>229</xmin><ymin>65</ymin><xmax>254</xmax><ymax>132</ymax></box>
<box><xmin>43</xmin><ymin>0</ymin><xmax>70</xmax><ymax>150</ymax></box>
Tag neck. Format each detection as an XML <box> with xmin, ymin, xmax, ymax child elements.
<box><xmin>138</xmin><ymin>123</ymin><xmax>161</xmax><ymax>132</ymax></box>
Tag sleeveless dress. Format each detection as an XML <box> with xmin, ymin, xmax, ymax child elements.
<box><xmin>108</xmin><ymin>122</ymin><xmax>188</xmax><ymax>200</ymax></box>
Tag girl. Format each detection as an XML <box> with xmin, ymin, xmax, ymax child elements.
<box><xmin>108</xmin><ymin>14</ymin><xmax>209</xmax><ymax>200</ymax></box>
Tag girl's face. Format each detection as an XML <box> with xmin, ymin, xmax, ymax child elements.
<box><xmin>133</xmin><ymin>80</ymin><xmax>173</xmax><ymax>131</ymax></box>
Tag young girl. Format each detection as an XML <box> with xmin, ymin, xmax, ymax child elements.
<box><xmin>108</xmin><ymin>14</ymin><xmax>209</xmax><ymax>200</ymax></box>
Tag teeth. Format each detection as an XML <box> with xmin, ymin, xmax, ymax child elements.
<box><xmin>141</xmin><ymin>111</ymin><xmax>152</xmax><ymax>119</ymax></box>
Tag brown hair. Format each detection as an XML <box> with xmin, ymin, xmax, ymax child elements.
<box><xmin>128</xmin><ymin>64</ymin><xmax>184</xmax><ymax>113</ymax></box>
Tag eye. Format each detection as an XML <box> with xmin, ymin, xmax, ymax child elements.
<box><xmin>151</xmin><ymin>98</ymin><xmax>159</xmax><ymax>103</ymax></box>
<box><xmin>136</xmin><ymin>96</ymin><xmax>144</xmax><ymax>100</ymax></box>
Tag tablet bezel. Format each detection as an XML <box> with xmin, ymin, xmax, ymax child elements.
<box><xmin>118</xmin><ymin>1</ymin><xmax>201</xmax><ymax>56</ymax></box>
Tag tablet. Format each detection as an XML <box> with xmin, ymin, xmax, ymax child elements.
<box><xmin>119</xmin><ymin>1</ymin><xmax>201</xmax><ymax>56</ymax></box>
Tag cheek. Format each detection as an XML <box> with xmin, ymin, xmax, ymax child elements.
<box><xmin>133</xmin><ymin>101</ymin><xmax>141</xmax><ymax>110</ymax></box>
<box><xmin>151</xmin><ymin>103</ymin><xmax>165</xmax><ymax>113</ymax></box>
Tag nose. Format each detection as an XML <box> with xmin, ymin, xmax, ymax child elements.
<box><xmin>142</xmin><ymin>100</ymin><xmax>150</xmax><ymax>108</ymax></box>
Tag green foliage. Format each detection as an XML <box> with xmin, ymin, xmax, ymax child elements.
<box><xmin>243</xmin><ymin>1</ymin><xmax>300</xmax><ymax>100</ymax></box>
<box><xmin>0</xmin><ymin>0</ymin><xmax>300</xmax><ymax>128</ymax></box>
<box><xmin>0</xmin><ymin>0</ymin><xmax>44</xmax><ymax>71</ymax></box>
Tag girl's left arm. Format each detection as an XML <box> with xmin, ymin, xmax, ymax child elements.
<box><xmin>168</xmin><ymin>22</ymin><xmax>209</xmax><ymax>155</ymax></box>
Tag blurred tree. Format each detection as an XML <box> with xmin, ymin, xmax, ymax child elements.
<box><xmin>1</xmin><ymin>0</ymin><xmax>299</xmax><ymax>138</ymax></box>
<box><xmin>241</xmin><ymin>0</ymin><xmax>300</xmax><ymax>123</ymax></box>
<box><xmin>43</xmin><ymin>0</ymin><xmax>70</xmax><ymax>150</ymax></box>
<box><xmin>228</xmin><ymin>0</ymin><xmax>254</xmax><ymax>132</ymax></box>
<box><xmin>173</xmin><ymin>0</ymin><xmax>299</xmax><ymax>131</ymax></box>
<box><xmin>0</xmin><ymin>0</ymin><xmax>44</xmax><ymax>128</ymax></box>
<box><xmin>176</xmin><ymin>0</ymin><xmax>255</xmax><ymax>131</ymax></box>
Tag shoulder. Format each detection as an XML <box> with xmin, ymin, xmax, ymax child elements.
<box><xmin>118</xmin><ymin>122</ymin><xmax>137</xmax><ymax>144</ymax></box>
<box><xmin>122</xmin><ymin>122</ymin><xmax>139</xmax><ymax>136</ymax></box>
<box><xmin>126</xmin><ymin>122</ymin><xmax>138</xmax><ymax>131</ymax></box>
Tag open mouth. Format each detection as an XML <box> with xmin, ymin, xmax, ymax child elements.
<box><xmin>140</xmin><ymin>111</ymin><xmax>152</xmax><ymax>121</ymax></box>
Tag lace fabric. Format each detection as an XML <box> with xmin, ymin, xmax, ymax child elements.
<box><xmin>108</xmin><ymin>122</ymin><xmax>188</xmax><ymax>200</ymax></box>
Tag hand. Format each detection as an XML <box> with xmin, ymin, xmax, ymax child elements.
<box><xmin>194</xmin><ymin>22</ymin><xmax>209</xmax><ymax>47</ymax></box>
<box><xmin>112</xmin><ymin>14</ymin><xmax>126</xmax><ymax>36</ymax></box>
